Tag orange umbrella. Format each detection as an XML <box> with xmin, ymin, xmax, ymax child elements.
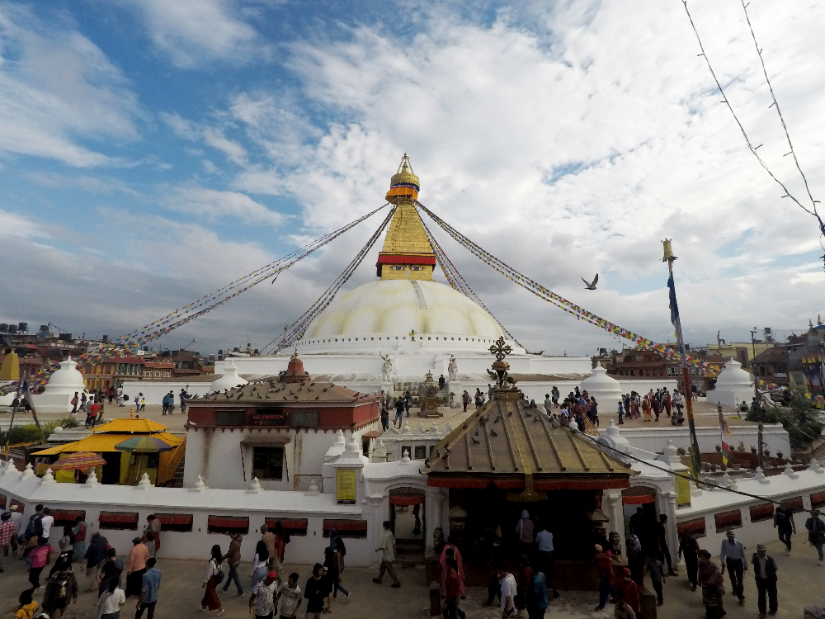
<box><xmin>48</xmin><ymin>451</ymin><xmax>107</xmax><ymax>471</ymax></box>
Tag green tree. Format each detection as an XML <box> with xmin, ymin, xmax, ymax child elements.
<box><xmin>747</xmin><ymin>398</ymin><xmax>823</xmax><ymax>450</ymax></box>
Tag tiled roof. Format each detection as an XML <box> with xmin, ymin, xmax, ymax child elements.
<box><xmin>193</xmin><ymin>379</ymin><xmax>379</xmax><ymax>406</ymax></box>
<box><xmin>425</xmin><ymin>390</ymin><xmax>634</xmax><ymax>491</ymax></box>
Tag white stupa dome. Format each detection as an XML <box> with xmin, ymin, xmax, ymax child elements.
<box><xmin>210</xmin><ymin>361</ymin><xmax>248</xmax><ymax>392</ymax></box>
<box><xmin>581</xmin><ymin>363</ymin><xmax>623</xmax><ymax>407</ymax></box>
<box><xmin>300</xmin><ymin>279</ymin><xmax>507</xmax><ymax>353</ymax></box>
<box><xmin>714</xmin><ymin>358</ymin><xmax>753</xmax><ymax>387</ymax></box>
<box><xmin>45</xmin><ymin>357</ymin><xmax>85</xmax><ymax>390</ymax></box>
<box><xmin>712</xmin><ymin>358</ymin><xmax>754</xmax><ymax>407</ymax></box>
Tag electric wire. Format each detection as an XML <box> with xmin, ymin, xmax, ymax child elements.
<box><xmin>418</xmin><ymin>211</ymin><xmax>522</xmax><ymax>347</ymax></box>
<box><xmin>577</xmin><ymin>427</ymin><xmax>806</xmax><ymax>507</ymax></box>
<box><xmin>265</xmin><ymin>206</ymin><xmax>397</xmax><ymax>353</ymax></box>
<box><xmin>681</xmin><ymin>0</ymin><xmax>825</xmax><ymax>244</ymax></box>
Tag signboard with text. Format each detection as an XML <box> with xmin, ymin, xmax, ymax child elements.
<box><xmin>250</xmin><ymin>412</ymin><xmax>285</xmax><ymax>426</ymax></box>
<box><xmin>336</xmin><ymin>469</ymin><xmax>357</xmax><ymax>505</ymax></box>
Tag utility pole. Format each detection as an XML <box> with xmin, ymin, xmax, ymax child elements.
<box><xmin>750</xmin><ymin>326</ymin><xmax>765</xmax><ymax>470</ymax></box>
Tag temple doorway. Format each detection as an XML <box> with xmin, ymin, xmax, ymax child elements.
<box><xmin>448</xmin><ymin>486</ymin><xmax>610</xmax><ymax>590</ymax></box>
<box><xmin>622</xmin><ymin>485</ymin><xmax>659</xmax><ymax>554</ymax></box>
<box><xmin>389</xmin><ymin>488</ymin><xmax>425</xmax><ymax>561</ymax></box>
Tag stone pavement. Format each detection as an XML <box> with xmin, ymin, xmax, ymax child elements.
<box><xmin>1</xmin><ymin>536</ymin><xmax>824</xmax><ymax>619</ymax></box>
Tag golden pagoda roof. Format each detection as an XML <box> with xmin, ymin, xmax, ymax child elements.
<box><xmin>425</xmin><ymin>393</ymin><xmax>635</xmax><ymax>494</ymax></box>
<box><xmin>385</xmin><ymin>153</ymin><xmax>420</xmax><ymax>204</ymax></box>
<box><xmin>91</xmin><ymin>417</ymin><xmax>169</xmax><ymax>434</ymax></box>
<box><xmin>33</xmin><ymin>431</ymin><xmax>183</xmax><ymax>455</ymax></box>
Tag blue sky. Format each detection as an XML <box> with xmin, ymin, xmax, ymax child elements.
<box><xmin>1</xmin><ymin>0</ymin><xmax>823</xmax><ymax>356</ymax></box>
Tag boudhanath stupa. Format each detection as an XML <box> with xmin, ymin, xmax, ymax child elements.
<box><xmin>216</xmin><ymin>156</ymin><xmax>592</xmax><ymax>398</ymax></box>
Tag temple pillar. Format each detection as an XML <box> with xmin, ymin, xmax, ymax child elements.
<box><xmin>426</xmin><ymin>487</ymin><xmax>446</xmax><ymax>556</ymax></box>
<box><xmin>663</xmin><ymin>490</ymin><xmax>680</xmax><ymax>569</ymax></box>
<box><xmin>369</xmin><ymin>494</ymin><xmax>387</xmax><ymax>569</ymax></box>
<box><xmin>605</xmin><ymin>489</ymin><xmax>625</xmax><ymax>552</ymax></box>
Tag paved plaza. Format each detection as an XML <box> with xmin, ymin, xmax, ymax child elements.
<box><xmin>1</xmin><ymin>536</ymin><xmax>823</xmax><ymax>618</ymax></box>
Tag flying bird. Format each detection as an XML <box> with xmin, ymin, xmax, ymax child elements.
<box><xmin>582</xmin><ymin>274</ymin><xmax>599</xmax><ymax>290</ymax></box>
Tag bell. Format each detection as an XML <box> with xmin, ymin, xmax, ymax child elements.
<box><xmin>661</xmin><ymin>239</ymin><xmax>677</xmax><ymax>262</ymax></box>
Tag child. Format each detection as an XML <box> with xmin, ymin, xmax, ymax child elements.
<box><xmin>645</xmin><ymin>555</ymin><xmax>665</xmax><ymax>606</ymax></box>
<box><xmin>614</xmin><ymin>590</ymin><xmax>637</xmax><ymax>619</ymax></box>
<box><xmin>513</xmin><ymin>594</ymin><xmax>528</xmax><ymax>619</ymax></box>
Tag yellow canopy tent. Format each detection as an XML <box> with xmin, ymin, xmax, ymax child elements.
<box><xmin>33</xmin><ymin>417</ymin><xmax>185</xmax><ymax>485</ymax></box>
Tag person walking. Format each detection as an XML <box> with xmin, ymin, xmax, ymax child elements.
<box><xmin>805</xmin><ymin>509</ymin><xmax>825</xmax><ymax>565</ymax></box>
<box><xmin>641</xmin><ymin>395</ymin><xmax>652</xmax><ymax>422</ymax></box>
<box><xmin>615</xmin><ymin>567</ymin><xmax>640</xmax><ymax>616</ymax></box>
<box><xmin>42</xmin><ymin>563</ymin><xmax>79</xmax><ymax>619</ymax></box>
<box><xmin>136</xmin><ymin>557</ymin><xmax>161</xmax><ymax>619</ymax></box>
<box><xmin>304</xmin><ymin>563</ymin><xmax>332</xmax><ymax>619</ymax></box>
<box><xmin>393</xmin><ymin>397</ymin><xmax>405</xmax><ymax>428</ymax></box>
<box><xmin>655</xmin><ymin>514</ymin><xmax>676</xmax><ymax>575</ymax></box>
<box><xmin>249</xmin><ymin>570</ymin><xmax>278</xmax><ymax>619</ymax></box>
<box><xmin>516</xmin><ymin>510</ymin><xmax>534</xmax><ymax>559</ymax></box>
<box><xmin>221</xmin><ymin>531</ymin><xmax>244</xmax><ymax>598</ymax></box>
<box><xmin>142</xmin><ymin>516</ymin><xmax>161</xmax><ymax>558</ymax></box>
<box><xmin>751</xmin><ymin>544</ymin><xmax>778</xmax><ymax>619</ymax></box>
<box><xmin>97</xmin><ymin>578</ymin><xmax>126</xmax><ymax>619</ymax></box>
<box><xmin>98</xmin><ymin>547</ymin><xmax>123</xmax><ymax>597</ymax></box>
<box><xmin>250</xmin><ymin>540</ymin><xmax>269</xmax><ymax>591</ymax></box>
<box><xmin>593</xmin><ymin>544</ymin><xmax>614</xmax><ymax>611</ymax></box>
<box><xmin>9</xmin><ymin>504</ymin><xmax>23</xmax><ymax>556</ymax></box>
<box><xmin>72</xmin><ymin>515</ymin><xmax>87</xmax><ymax>563</ymax></box>
<box><xmin>534</xmin><ymin>523</ymin><xmax>557</xmax><ymax>600</ymax></box>
<box><xmin>86</xmin><ymin>399</ymin><xmax>101</xmax><ymax>428</ymax></box>
<box><xmin>84</xmin><ymin>533</ymin><xmax>109</xmax><ymax>593</ymax></box>
<box><xmin>719</xmin><ymin>530</ymin><xmax>747</xmax><ymax>604</ymax></box>
<box><xmin>373</xmin><ymin>520</ymin><xmax>401</xmax><ymax>587</ymax></box>
<box><xmin>773</xmin><ymin>500</ymin><xmax>796</xmax><ymax>555</ymax></box>
<box><xmin>275</xmin><ymin>572</ymin><xmax>302</xmax><ymax>619</ymax></box>
<box><xmin>439</xmin><ymin>536</ymin><xmax>465</xmax><ymax>599</ymax></box>
<box><xmin>461</xmin><ymin>390</ymin><xmax>470</xmax><ymax>412</ymax></box>
<box><xmin>260</xmin><ymin>524</ymin><xmax>276</xmax><ymax>571</ymax></box>
<box><xmin>527</xmin><ymin>568</ymin><xmax>548</xmax><ymax>619</ymax></box>
<box><xmin>200</xmin><ymin>544</ymin><xmax>225</xmax><ymax>615</ymax></box>
<box><xmin>496</xmin><ymin>562</ymin><xmax>517</xmax><ymax>619</ymax></box>
<box><xmin>678</xmin><ymin>531</ymin><xmax>700</xmax><ymax>591</ymax></box>
<box><xmin>0</xmin><ymin>512</ymin><xmax>15</xmax><ymax>572</ymax></box>
<box><xmin>698</xmin><ymin>550</ymin><xmax>725</xmax><ymax>619</ymax></box>
<box><xmin>324</xmin><ymin>546</ymin><xmax>349</xmax><ymax>599</ymax></box>
<box><xmin>380</xmin><ymin>403</ymin><xmax>390</xmax><ymax>431</ymax></box>
<box><xmin>443</xmin><ymin>558</ymin><xmax>466</xmax><ymax>619</ymax></box>
<box><xmin>28</xmin><ymin>536</ymin><xmax>53</xmax><ymax>591</ymax></box>
<box><xmin>125</xmin><ymin>536</ymin><xmax>150</xmax><ymax>598</ymax></box>
<box><xmin>41</xmin><ymin>507</ymin><xmax>55</xmax><ymax>540</ymax></box>
<box><xmin>645</xmin><ymin>555</ymin><xmax>664</xmax><ymax>606</ymax></box>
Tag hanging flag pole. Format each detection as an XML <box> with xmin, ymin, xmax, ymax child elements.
<box><xmin>663</xmin><ymin>239</ymin><xmax>702</xmax><ymax>485</ymax></box>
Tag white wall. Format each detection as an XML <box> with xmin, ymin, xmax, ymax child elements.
<box><xmin>183</xmin><ymin>424</ymin><xmax>381</xmax><ymax>490</ymax></box>
<box><xmin>676</xmin><ymin>468</ymin><xmax>825</xmax><ymax>552</ymax></box>
<box><xmin>612</xmin><ymin>424</ymin><xmax>790</xmax><ymax>456</ymax></box>
<box><xmin>0</xmin><ymin>467</ymin><xmax>380</xmax><ymax>566</ymax></box>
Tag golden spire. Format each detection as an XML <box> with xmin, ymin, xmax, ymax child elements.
<box><xmin>377</xmin><ymin>154</ymin><xmax>436</xmax><ymax>281</ymax></box>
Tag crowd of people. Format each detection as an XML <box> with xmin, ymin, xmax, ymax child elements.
<box><xmin>4</xmin><ymin>499</ymin><xmax>824</xmax><ymax>619</ymax></box>
<box><xmin>3</xmin><ymin>506</ymin><xmax>368</xmax><ymax>619</ymax></box>
<box><xmin>614</xmin><ymin>388</ymin><xmax>686</xmax><ymax>426</ymax></box>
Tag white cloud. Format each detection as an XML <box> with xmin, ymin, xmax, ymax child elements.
<box><xmin>118</xmin><ymin>0</ymin><xmax>265</xmax><ymax>68</ymax></box>
<box><xmin>162</xmin><ymin>112</ymin><xmax>248</xmax><ymax>165</ymax></box>
<box><xmin>0</xmin><ymin>5</ymin><xmax>140</xmax><ymax>167</ymax></box>
<box><xmin>163</xmin><ymin>186</ymin><xmax>284</xmax><ymax>228</ymax></box>
<box><xmin>0</xmin><ymin>209</ymin><xmax>49</xmax><ymax>239</ymax></box>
